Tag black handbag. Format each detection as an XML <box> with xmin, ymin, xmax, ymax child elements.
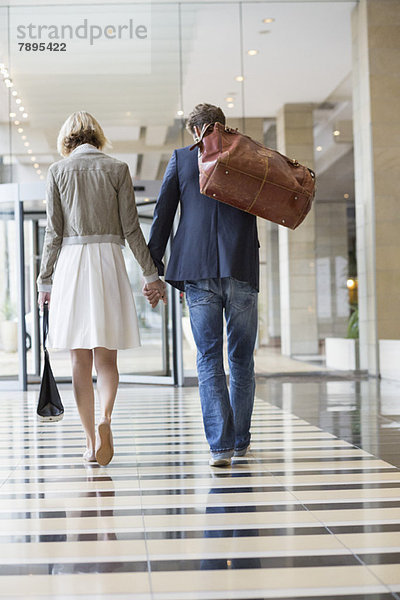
<box><xmin>36</xmin><ymin>303</ymin><xmax>64</xmax><ymax>422</ymax></box>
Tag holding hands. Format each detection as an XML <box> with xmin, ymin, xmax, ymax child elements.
<box><xmin>143</xmin><ymin>279</ymin><xmax>167</xmax><ymax>309</ymax></box>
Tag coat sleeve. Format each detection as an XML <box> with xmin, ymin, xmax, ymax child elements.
<box><xmin>118</xmin><ymin>163</ymin><xmax>159</xmax><ymax>282</ymax></box>
<box><xmin>148</xmin><ymin>150</ymin><xmax>180</xmax><ymax>276</ymax></box>
<box><xmin>37</xmin><ymin>168</ymin><xmax>64</xmax><ymax>292</ymax></box>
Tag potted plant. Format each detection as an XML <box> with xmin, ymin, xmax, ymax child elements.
<box><xmin>0</xmin><ymin>296</ymin><xmax>18</xmax><ymax>353</ymax></box>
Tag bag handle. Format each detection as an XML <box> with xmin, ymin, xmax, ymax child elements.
<box><xmin>189</xmin><ymin>122</ymin><xmax>214</xmax><ymax>151</ymax></box>
<box><xmin>42</xmin><ymin>303</ymin><xmax>49</xmax><ymax>351</ymax></box>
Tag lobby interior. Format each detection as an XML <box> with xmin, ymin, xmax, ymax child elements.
<box><xmin>1</xmin><ymin>0</ymin><xmax>400</xmax><ymax>598</ymax></box>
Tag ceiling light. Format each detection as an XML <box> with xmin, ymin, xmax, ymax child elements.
<box><xmin>235</xmin><ymin>75</ymin><xmax>244</xmax><ymax>82</ymax></box>
<box><xmin>36</xmin><ymin>169</ymin><xmax>42</xmax><ymax>175</ymax></box>
<box><xmin>247</xmin><ymin>50</ymin><xmax>259</xmax><ymax>56</ymax></box>
<box><xmin>19</xmin><ymin>106</ymin><xmax>24</xmax><ymax>112</ymax></box>
<box><xmin>333</xmin><ymin>130</ymin><xmax>340</xmax><ymax>136</ymax></box>
<box><xmin>262</xmin><ymin>18</ymin><xmax>275</xmax><ymax>23</ymax></box>
<box><xmin>24</xmin><ymin>142</ymin><xmax>29</xmax><ymax>147</ymax></box>
<box><xmin>17</xmin><ymin>128</ymin><xmax>23</xmax><ymax>133</ymax></box>
<box><xmin>344</xmin><ymin>193</ymin><xmax>350</xmax><ymax>199</ymax></box>
<box><xmin>40</xmin><ymin>176</ymin><xmax>44</xmax><ymax>180</ymax></box>
<box><xmin>225</xmin><ymin>96</ymin><xmax>234</xmax><ymax>102</ymax></box>
<box><xmin>227</xmin><ymin>103</ymin><xmax>234</xmax><ymax>108</ymax></box>
<box><xmin>9</xmin><ymin>112</ymin><xmax>16</xmax><ymax>118</ymax></box>
<box><xmin>16</xmin><ymin>98</ymin><xmax>21</xmax><ymax>104</ymax></box>
<box><xmin>22</xmin><ymin>113</ymin><xmax>28</xmax><ymax>118</ymax></box>
<box><xmin>316</xmin><ymin>146</ymin><xmax>322</xmax><ymax>152</ymax></box>
<box><xmin>5</xmin><ymin>79</ymin><xmax>13</xmax><ymax>87</ymax></box>
<box><xmin>34</xmin><ymin>163</ymin><xmax>39</xmax><ymax>168</ymax></box>
<box><xmin>14</xmin><ymin>120</ymin><xmax>20</xmax><ymax>125</ymax></box>
<box><xmin>21</xmin><ymin>135</ymin><xmax>26</xmax><ymax>140</ymax></box>
<box><xmin>126</xmin><ymin>111</ymin><xmax>131</xmax><ymax>116</ymax></box>
<box><xmin>177</xmin><ymin>110</ymin><xmax>184</xmax><ymax>116</ymax></box>
<box><xmin>30</xmin><ymin>157</ymin><xmax>35</xmax><ymax>161</ymax></box>
<box><xmin>27</xmin><ymin>150</ymin><xmax>32</xmax><ymax>154</ymax></box>
<box><xmin>144</xmin><ymin>197</ymin><xmax>150</xmax><ymax>202</ymax></box>
<box><xmin>12</xmin><ymin>90</ymin><xmax>18</xmax><ymax>96</ymax></box>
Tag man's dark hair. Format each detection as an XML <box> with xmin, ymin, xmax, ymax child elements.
<box><xmin>186</xmin><ymin>103</ymin><xmax>226</xmax><ymax>137</ymax></box>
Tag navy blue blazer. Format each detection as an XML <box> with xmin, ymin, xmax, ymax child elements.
<box><xmin>148</xmin><ymin>145</ymin><xmax>260</xmax><ymax>292</ymax></box>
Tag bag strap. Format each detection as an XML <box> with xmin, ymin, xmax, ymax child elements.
<box><xmin>42</xmin><ymin>303</ymin><xmax>49</xmax><ymax>351</ymax></box>
<box><xmin>189</xmin><ymin>122</ymin><xmax>214</xmax><ymax>151</ymax></box>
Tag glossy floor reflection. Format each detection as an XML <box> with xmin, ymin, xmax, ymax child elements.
<box><xmin>0</xmin><ymin>378</ymin><xmax>399</xmax><ymax>599</ymax></box>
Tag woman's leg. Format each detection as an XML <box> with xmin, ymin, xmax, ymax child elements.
<box><xmin>93</xmin><ymin>347</ymin><xmax>119</xmax><ymax>423</ymax></box>
<box><xmin>93</xmin><ymin>348</ymin><xmax>118</xmax><ymax>465</ymax></box>
<box><xmin>70</xmin><ymin>349</ymin><xmax>95</xmax><ymax>454</ymax></box>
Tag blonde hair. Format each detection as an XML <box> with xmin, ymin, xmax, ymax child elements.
<box><xmin>57</xmin><ymin>111</ymin><xmax>110</xmax><ymax>157</ymax></box>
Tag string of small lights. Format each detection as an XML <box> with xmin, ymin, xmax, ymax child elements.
<box><xmin>0</xmin><ymin>61</ymin><xmax>44</xmax><ymax>180</ymax></box>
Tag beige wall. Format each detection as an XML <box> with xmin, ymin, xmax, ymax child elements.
<box><xmin>352</xmin><ymin>0</ymin><xmax>400</xmax><ymax>374</ymax></box>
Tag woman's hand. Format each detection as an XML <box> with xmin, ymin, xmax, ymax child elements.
<box><xmin>38</xmin><ymin>291</ymin><xmax>51</xmax><ymax>311</ymax></box>
<box><xmin>142</xmin><ymin>280</ymin><xmax>167</xmax><ymax>309</ymax></box>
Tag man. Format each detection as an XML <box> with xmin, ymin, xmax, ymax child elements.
<box><xmin>146</xmin><ymin>103</ymin><xmax>259</xmax><ymax>467</ymax></box>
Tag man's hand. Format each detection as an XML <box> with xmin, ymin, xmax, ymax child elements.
<box><xmin>38</xmin><ymin>291</ymin><xmax>51</xmax><ymax>311</ymax></box>
<box><xmin>142</xmin><ymin>279</ymin><xmax>167</xmax><ymax>309</ymax></box>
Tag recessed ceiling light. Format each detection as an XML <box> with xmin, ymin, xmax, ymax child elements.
<box><xmin>19</xmin><ymin>106</ymin><xmax>24</xmax><ymax>112</ymax></box>
<box><xmin>177</xmin><ymin>110</ymin><xmax>184</xmax><ymax>116</ymax></box>
<box><xmin>227</xmin><ymin>103</ymin><xmax>234</xmax><ymax>108</ymax></box>
<box><xmin>34</xmin><ymin>163</ymin><xmax>39</xmax><ymax>169</ymax></box>
<box><xmin>344</xmin><ymin>193</ymin><xmax>350</xmax><ymax>199</ymax></box>
<box><xmin>316</xmin><ymin>146</ymin><xmax>322</xmax><ymax>152</ymax></box>
<box><xmin>144</xmin><ymin>197</ymin><xmax>150</xmax><ymax>202</ymax></box>
<box><xmin>30</xmin><ymin>157</ymin><xmax>35</xmax><ymax>161</ymax></box>
<box><xmin>12</xmin><ymin>90</ymin><xmax>18</xmax><ymax>96</ymax></box>
<box><xmin>262</xmin><ymin>18</ymin><xmax>275</xmax><ymax>24</ymax></box>
<box><xmin>16</xmin><ymin>98</ymin><xmax>21</xmax><ymax>104</ymax></box>
<box><xmin>9</xmin><ymin>112</ymin><xmax>16</xmax><ymax>118</ymax></box>
<box><xmin>126</xmin><ymin>111</ymin><xmax>131</xmax><ymax>116</ymax></box>
<box><xmin>24</xmin><ymin>142</ymin><xmax>29</xmax><ymax>147</ymax></box>
<box><xmin>21</xmin><ymin>135</ymin><xmax>26</xmax><ymax>140</ymax></box>
<box><xmin>235</xmin><ymin>75</ymin><xmax>244</xmax><ymax>82</ymax></box>
<box><xmin>40</xmin><ymin>176</ymin><xmax>44</xmax><ymax>180</ymax></box>
<box><xmin>36</xmin><ymin>169</ymin><xmax>41</xmax><ymax>175</ymax></box>
<box><xmin>27</xmin><ymin>150</ymin><xmax>32</xmax><ymax>155</ymax></box>
<box><xmin>225</xmin><ymin>96</ymin><xmax>234</xmax><ymax>102</ymax></box>
<box><xmin>17</xmin><ymin>128</ymin><xmax>23</xmax><ymax>133</ymax></box>
<box><xmin>22</xmin><ymin>113</ymin><xmax>28</xmax><ymax>118</ymax></box>
<box><xmin>333</xmin><ymin>130</ymin><xmax>340</xmax><ymax>136</ymax></box>
<box><xmin>14</xmin><ymin>120</ymin><xmax>20</xmax><ymax>125</ymax></box>
<box><xmin>247</xmin><ymin>50</ymin><xmax>259</xmax><ymax>56</ymax></box>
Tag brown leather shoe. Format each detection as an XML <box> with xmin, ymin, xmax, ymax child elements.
<box><xmin>95</xmin><ymin>421</ymin><xmax>114</xmax><ymax>466</ymax></box>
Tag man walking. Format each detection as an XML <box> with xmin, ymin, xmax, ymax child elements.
<box><xmin>147</xmin><ymin>103</ymin><xmax>259</xmax><ymax>467</ymax></box>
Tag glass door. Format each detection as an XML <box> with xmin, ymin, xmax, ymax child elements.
<box><xmin>0</xmin><ymin>187</ymin><xmax>27</xmax><ymax>390</ymax></box>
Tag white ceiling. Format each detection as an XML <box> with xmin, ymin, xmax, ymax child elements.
<box><xmin>0</xmin><ymin>0</ymin><xmax>357</xmax><ymax>181</ymax></box>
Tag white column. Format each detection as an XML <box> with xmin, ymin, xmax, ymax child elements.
<box><xmin>276</xmin><ymin>103</ymin><xmax>318</xmax><ymax>356</ymax></box>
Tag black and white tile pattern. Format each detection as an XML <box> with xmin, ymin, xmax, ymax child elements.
<box><xmin>0</xmin><ymin>383</ymin><xmax>400</xmax><ymax>599</ymax></box>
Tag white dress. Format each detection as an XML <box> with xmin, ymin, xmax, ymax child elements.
<box><xmin>48</xmin><ymin>242</ymin><xmax>140</xmax><ymax>350</ymax></box>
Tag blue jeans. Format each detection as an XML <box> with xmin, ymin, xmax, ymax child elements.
<box><xmin>185</xmin><ymin>277</ymin><xmax>258</xmax><ymax>458</ymax></box>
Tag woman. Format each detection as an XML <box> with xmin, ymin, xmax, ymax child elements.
<box><xmin>37</xmin><ymin>111</ymin><xmax>165</xmax><ymax>466</ymax></box>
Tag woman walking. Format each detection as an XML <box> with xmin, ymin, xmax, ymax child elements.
<box><xmin>37</xmin><ymin>111</ymin><xmax>165</xmax><ymax>465</ymax></box>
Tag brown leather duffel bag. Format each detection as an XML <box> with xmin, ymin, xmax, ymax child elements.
<box><xmin>190</xmin><ymin>122</ymin><xmax>316</xmax><ymax>229</ymax></box>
